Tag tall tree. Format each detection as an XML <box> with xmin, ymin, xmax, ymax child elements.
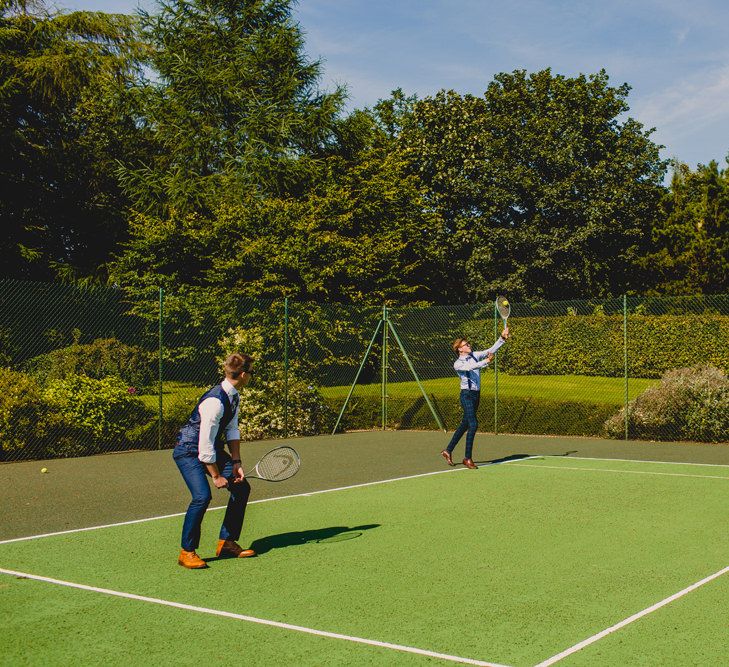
<box><xmin>0</xmin><ymin>0</ymin><xmax>143</xmax><ymax>280</ymax></box>
<box><xmin>397</xmin><ymin>69</ymin><xmax>668</xmax><ymax>301</ymax></box>
<box><xmin>118</xmin><ymin>0</ymin><xmax>346</xmax><ymax>216</ymax></box>
<box><xmin>112</xmin><ymin>108</ymin><xmax>446</xmax><ymax>305</ymax></box>
<box><xmin>641</xmin><ymin>158</ymin><xmax>729</xmax><ymax>294</ymax></box>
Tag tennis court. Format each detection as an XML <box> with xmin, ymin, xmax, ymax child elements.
<box><xmin>2</xmin><ymin>431</ymin><xmax>729</xmax><ymax>666</ymax></box>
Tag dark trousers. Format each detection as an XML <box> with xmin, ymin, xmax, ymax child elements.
<box><xmin>173</xmin><ymin>445</ymin><xmax>251</xmax><ymax>552</ymax></box>
<box><xmin>446</xmin><ymin>389</ymin><xmax>481</xmax><ymax>459</ymax></box>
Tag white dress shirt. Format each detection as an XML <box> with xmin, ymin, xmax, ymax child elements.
<box><xmin>197</xmin><ymin>379</ymin><xmax>241</xmax><ymax>463</ymax></box>
<box><xmin>453</xmin><ymin>337</ymin><xmax>506</xmax><ymax>391</ymax></box>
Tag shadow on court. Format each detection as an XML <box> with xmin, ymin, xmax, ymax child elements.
<box><xmin>235</xmin><ymin>524</ymin><xmax>381</xmax><ymax>557</ymax></box>
<box><xmin>477</xmin><ymin>450</ymin><xmax>578</xmax><ymax>465</ymax></box>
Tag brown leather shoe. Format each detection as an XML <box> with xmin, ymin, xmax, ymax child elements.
<box><xmin>178</xmin><ymin>549</ymin><xmax>208</xmax><ymax>569</ymax></box>
<box><xmin>216</xmin><ymin>539</ymin><xmax>256</xmax><ymax>558</ymax></box>
<box><xmin>462</xmin><ymin>458</ymin><xmax>478</xmax><ymax>469</ymax></box>
<box><xmin>441</xmin><ymin>449</ymin><xmax>454</xmax><ymax>466</ymax></box>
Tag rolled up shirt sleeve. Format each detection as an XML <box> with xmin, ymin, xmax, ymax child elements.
<box><xmin>197</xmin><ymin>397</ymin><xmax>224</xmax><ymax>463</ymax></box>
<box><xmin>475</xmin><ymin>337</ymin><xmax>506</xmax><ymax>359</ymax></box>
<box><xmin>454</xmin><ymin>357</ymin><xmax>491</xmax><ymax>371</ymax></box>
<box><xmin>225</xmin><ymin>396</ymin><xmax>240</xmax><ymax>441</ymax></box>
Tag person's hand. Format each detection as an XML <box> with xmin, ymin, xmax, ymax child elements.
<box><xmin>212</xmin><ymin>475</ymin><xmax>229</xmax><ymax>489</ymax></box>
<box><xmin>501</xmin><ymin>327</ymin><xmax>510</xmax><ymax>340</ymax></box>
<box><xmin>486</xmin><ymin>352</ymin><xmax>495</xmax><ymax>363</ymax></box>
<box><xmin>231</xmin><ymin>462</ymin><xmax>245</xmax><ymax>484</ymax></box>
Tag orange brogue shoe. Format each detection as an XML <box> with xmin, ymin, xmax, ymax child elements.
<box><xmin>178</xmin><ymin>549</ymin><xmax>208</xmax><ymax>569</ymax></box>
<box><xmin>462</xmin><ymin>458</ymin><xmax>478</xmax><ymax>469</ymax></box>
<box><xmin>441</xmin><ymin>449</ymin><xmax>454</xmax><ymax>466</ymax></box>
<box><xmin>216</xmin><ymin>539</ymin><xmax>256</xmax><ymax>558</ymax></box>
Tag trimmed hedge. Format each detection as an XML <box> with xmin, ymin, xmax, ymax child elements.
<box><xmin>468</xmin><ymin>314</ymin><xmax>728</xmax><ymax>379</ymax></box>
<box><xmin>327</xmin><ymin>395</ymin><xmax>616</xmax><ymax>438</ymax></box>
<box><xmin>23</xmin><ymin>338</ymin><xmax>156</xmax><ymax>389</ymax></box>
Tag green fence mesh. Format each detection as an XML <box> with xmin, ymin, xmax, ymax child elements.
<box><xmin>1</xmin><ymin>280</ymin><xmax>727</xmax><ymax>462</ymax></box>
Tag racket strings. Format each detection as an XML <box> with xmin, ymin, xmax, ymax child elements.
<box><xmin>255</xmin><ymin>447</ymin><xmax>300</xmax><ymax>481</ymax></box>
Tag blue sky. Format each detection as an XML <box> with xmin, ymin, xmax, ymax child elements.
<box><xmin>54</xmin><ymin>0</ymin><xmax>729</xmax><ymax>170</ymax></box>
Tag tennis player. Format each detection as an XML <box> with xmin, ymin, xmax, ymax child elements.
<box><xmin>441</xmin><ymin>329</ymin><xmax>509</xmax><ymax>469</ymax></box>
<box><xmin>173</xmin><ymin>353</ymin><xmax>256</xmax><ymax>569</ymax></box>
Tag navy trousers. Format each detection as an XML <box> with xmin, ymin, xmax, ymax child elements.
<box><xmin>173</xmin><ymin>444</ymin><xmax>251</xmax><ymax>552</ymax></box>
<box><xmin>446</xmin><ymin>389</ymin><xmax>481</xmax><ymax>460</ymax></box>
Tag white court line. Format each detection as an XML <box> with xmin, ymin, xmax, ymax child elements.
<box><xmin>534</xmin><ymin>565</ymin><xmax>729</xmax><ymax>666</ymax></box>
<box><xmin>546</xmin><ymin>455</ymin><xmax>729</xmax><ymax>469</ymax></box>
<box><xmin>0</xmin><ymin>567</ymin><xmax>510</xmax><ymax>667</ymax></box>
<box><xmin>514</xmin><ymin>463</ymin><xmax>729</xmax><ymax>481</ymax></box>
<box><xmin>0</xmin><ymin>457</ymin><xmax>543</xmax><ymax>546</ymax></box>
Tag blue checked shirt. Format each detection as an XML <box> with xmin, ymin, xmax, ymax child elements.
<box><xmin>454</xmin><ymin>337</ymin><xmax>506</xmax><ymax>391</ymax></box>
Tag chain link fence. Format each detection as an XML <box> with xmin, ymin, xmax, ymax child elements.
<box><xmin>1</xmin><ymin>280</ymin><xmax>727</xmax><ymax>461</ymax></box>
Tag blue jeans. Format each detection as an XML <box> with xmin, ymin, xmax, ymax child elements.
<box><xmin>446</xmin><ymin>389</ymin><xmax>481</xmax><ymax>460</ymax></box>
<box><xmin>173</xmin><ymin>444</ymin><xmax>252</xmax><ymax>552</ymax></box>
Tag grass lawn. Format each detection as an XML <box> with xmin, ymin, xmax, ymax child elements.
<box><xmin>320</xmin><ymin>373</ymin><xmax>657</xmax><ymax>405</ymax></box>
<box><xmin>139</xmin><ymin>375</ymin><xmax>656</xmax><ymax>412</ymax></box>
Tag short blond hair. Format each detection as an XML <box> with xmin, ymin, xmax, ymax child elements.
<box><xmin>452</xmin><ymin>338</ymin><xmax>467</xmax><ymax>354</ymax></box>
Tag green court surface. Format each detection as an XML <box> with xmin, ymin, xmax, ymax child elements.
<box><xmin>2</xmin><ymin>433</ymin><xmax>729</xmax><ymax>666</ymax></box>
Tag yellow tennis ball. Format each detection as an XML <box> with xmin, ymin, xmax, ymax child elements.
<box><xmin>502</xmin><ymin>299</ymin><xmax>509</xmax><ymax>306</ymax></box>
<box><xmin>41</xmin><ymin>467</ymin><xmax>48</xmax><ymax>474</ymax></box>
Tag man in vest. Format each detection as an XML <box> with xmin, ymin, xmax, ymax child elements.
<box><xmin>173</xmin><ymin>352</ymin><xmax>255</xmax><ymax>569</ymax></box>
<box><xmin>441</xmin><ymin>328</ymin><xmax>510</xmax><ymax>469</ymax></box>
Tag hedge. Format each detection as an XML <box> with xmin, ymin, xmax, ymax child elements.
<box><xmin>473</xmin><ymin>314</ymin><xmax>728</xmax><ymax>379</ymax></box>
<box><xmin>327</xmin><ymin>395</ymin><xmax>616</xmax><ymax>438</ymax></box>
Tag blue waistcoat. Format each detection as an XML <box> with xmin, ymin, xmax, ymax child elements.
<box><xmin>176</xmin><ymin>384</ymin><xmax>236</xmax><ymax>450</ymax></box>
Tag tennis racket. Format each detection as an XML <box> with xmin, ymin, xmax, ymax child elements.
<box><xmin>244</xmin><ymin>446</ymin><xmax>300</xmax><ymax>482</ymax></box>
<box><xmin>496</xmin><ymin>295</ymin><xmax>510</xmax><ymax>329</ymax></box>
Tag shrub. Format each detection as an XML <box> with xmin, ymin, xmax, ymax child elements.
<box><xmin>43</xmin><ymin>374</ymin><xmax>154</xmax><ymax>449</ymax></box>
<box><xmin>0</xmin><ymin>369</ymin><xmax>57</xmax><ymax>458</ymax></box>
<box><xmin>23</xmin><ymin>338</ymin><xmax>156</xmax><ymax>388</ymax></box>
<box><xmin>605</xmin><ymin>365</ymin><xmax>729</xmax><ymax>442</ymax></box>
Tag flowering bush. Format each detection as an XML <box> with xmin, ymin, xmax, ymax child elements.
<box><xmin>218</xmin><ymin>326</ymin><xmax>334</xmax><ymax>439</ymax></box>
<box><xmin>605</xmin><ymin>365</ymin><xmax>729</xmax><ymax>442</ymax></box>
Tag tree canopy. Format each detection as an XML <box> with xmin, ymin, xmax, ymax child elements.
<box><xmin>1</xmin><ymin>0</ymin><xmax>727</xmax><ymax>302</ymax></box>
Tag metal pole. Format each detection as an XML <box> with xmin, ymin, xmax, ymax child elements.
<box><xmin>382</xmin><ymin>304</ymin><xmax>388</xmax><ymax>430</ymax></box>
<box><xmin>332</xmin><ymin>319</ymin><xmax>384</xmax><ymax>435</ymax></box>
<box><xmin>387</xmin><ymin>319</ymin><xmax>446</xmax><ymax>432</ymax></box>
<box><xmin>494</xmin><ymin>298</ymin><xmax>499</xmax><ymax>436</ymax></box>
<box><xmin>284</xmin><ymin>297</ymin><xmax>289</xmax><ymax>439</ymax></box>
<box><xmin>624</xmin><ymin>294</ymin><xmax>628</xmax><ymax>441</ymax></box>
<box><xmin>158</xmin><ymin>287</ymin><xmax>164</xmax><ymax>450</ymax></box>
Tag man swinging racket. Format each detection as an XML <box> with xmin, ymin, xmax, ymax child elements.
<box><xmin>441</xmin><ymin>328</ymin><xmax>509</xmax><ymax>469</ymax></box>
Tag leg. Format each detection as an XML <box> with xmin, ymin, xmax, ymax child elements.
<box><xmin>463</xmin><ymin>391</ymin><xmax>480</xmax><ymax>460</ymax></box>
<box><xmin>446</xmin><ymin>390</ymin><xmax>470</xmax><ymax>454</ymax></box>
<box><xmin>218</xmin><ymin>456</ymin><xmax>252</xmax><ymax>542</ymax></box>
<box><xmin>174</xmin><ymin>453</ymin><xmax>212</xmax><ymax>551</ymax></box>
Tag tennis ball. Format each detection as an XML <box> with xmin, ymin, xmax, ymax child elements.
<box><xmin>502</xmin><ymin>299</ymin><xmax>509</xmax><ymax>306</ymax></box>
<box><xmin>41</xmin><ymin>467</ymin><xmax>48</xmax><ymax>474</ymax></box>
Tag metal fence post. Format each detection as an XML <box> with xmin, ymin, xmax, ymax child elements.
<box><xmin>494</xmin><ymin>298</ymin><xmax>499</xmax><ymax>435</ymax></box>
<box><xmin>624</xmin><ymin>293</ymin><xmax>628</xmax><ymax>441</ymax></box>
<box><xmin>284</xmin><ymin>297</ymin><xmax>289</xmax><ymax>439</ymax></box>
<box><xmin>382</xmin><ymin>304</ymin><xmax>388</xmax><ymax>430</ymax></box>
<box><xmin>158</xmin><ymin>287</ymin><xmax>164</xmax><ymax>450</ymax></box>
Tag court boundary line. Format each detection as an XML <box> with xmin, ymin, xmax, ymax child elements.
<box><xmin>4</xmin><ymin>454</ymin><xmax>728</xmax><ymax>546</ymax></box>
<box><xmin>0</xmin><ymin>567</ymin><xmax>510</xmax><ymax>667</ymax></box>
<box><xmin>515</xmin><ymin>462</ymin><xmax>729</xmax><ymax>481</ymax></box>
<box><xmin>546</xmin><ymin>455</ymin><xmax>729</xmax><ymax>469</ymax></box>
<box><xmin>533</xmin><ymin>564</ymin><xmax>729</xmax><ymax>666</ymax></box>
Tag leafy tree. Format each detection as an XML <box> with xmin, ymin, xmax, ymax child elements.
<box><xmin>0</xmin><ymin>0</ymin><xmax>143</xmax><ymax>280</ymax></box>
<box><xmin>112</xmin><ymin>111</ymin><xmax>445</xmax><ymax>305</ymax></box>
<box><xmin>118</xmin><ymin>0</ymin><xmax>346</xmax><ymax>216</ymax></box>
<box><xmin>640</xmin><ymin>158</ymin><xmax>729</xmax><ymax>295</ymax></box>
<box><xmin>397</xmin><ymin>69</ymin><xmax>668</xmax><ymax>301</ymax></box>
